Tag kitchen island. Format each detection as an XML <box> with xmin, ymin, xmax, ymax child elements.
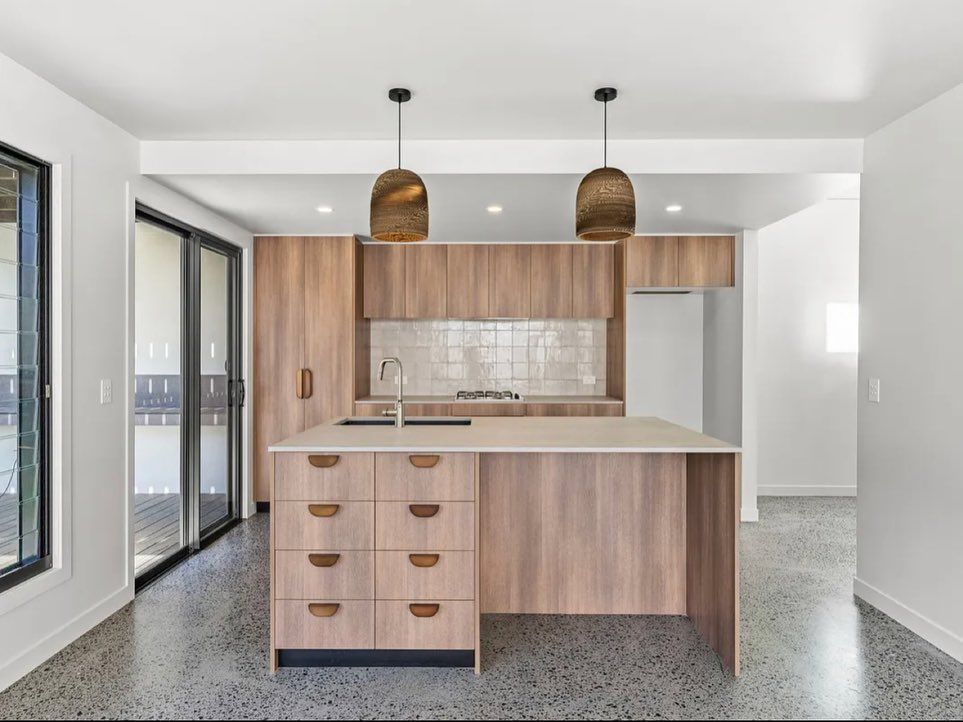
<box><xmin>267</xmin><ymin>416</ymin><xmax>741</xmax><ymax>675</ymax></box>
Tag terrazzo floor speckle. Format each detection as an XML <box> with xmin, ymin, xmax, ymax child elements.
<box><xmin>1</xmin><ymin>497</ymin><xmax>962</xmax><ymax>719</ymax></box>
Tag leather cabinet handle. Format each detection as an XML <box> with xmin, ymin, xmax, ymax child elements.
<box><xmin>296</xmin><ymin>369</ymin><xmax>304</xmax><ymax>399</ymax></box>
<box><xmin>408</xmin><ymin>454</ymin><xmax>440</xmax><ymax>468</ymax></box>
<box><xmin>308</xmin><ymin>603</ymin><xmax>340</xmax><ymax>617</ymax></box>
<box><xmin>408</xmin><ymin>504</ymin><xmax>439</xmax><ymax>518</ymax></box>
<box><xmin>302</xmin><ymin>369</ymin><xmax>313</xmax><ymax>399</ymax></box>
<box><xmin>308</xmin><ymin>553</ymin><xmax>340</xmax><ymax>567</ymax></box>
<box><xmin>409</xmin><ymin>603</ymin><xmax>440</xmax><ymax>618</ymax></box>
<box><xmin>308</xmin><ymin>504</ymin><xmax>340</xmax><ymax>517</ymax></box>
<box><xmin>308</xmin><ymin>454</ymin><xmax>339</xmax><ymax>468</ymax></box>
<box><xmin>408</xmin><ymin>553</ymin><xmax>440</xmax><ymax>568</ymax></box>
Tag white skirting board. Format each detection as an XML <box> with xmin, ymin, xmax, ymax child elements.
<box><xmin>0</xmin><ymin>585</ymin><xmax>133</xmax><ymax>692</ymax></box>
<box><xmin>740</xmin><ymin>506</ymin><xmax>759</xmax><ymax>522</ymax></box>
<box><xmin>758</xmin><ymin>485</ymin><xmax>856</xmax><ymax>496</ymax></box>
<box><xmin>854</xmin><ymin>577</ymin><xmax>963</xmax><ymax>664</ymax></box>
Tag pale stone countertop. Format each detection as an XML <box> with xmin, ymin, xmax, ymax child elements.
<box><xmin>355</xmin><ymin>395</ymin><xmax>624</xmax><ymax>405</ymax></box>
<box><xmin>269</xmin><ymin>416</ymin><xmax>740</xmax><ymax>454</ymax></box>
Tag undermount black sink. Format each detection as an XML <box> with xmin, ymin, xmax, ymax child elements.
<box><xmin>336</xmin><ymin>417</ymin><xmax>472</xmax><ymax>426</ymax></box>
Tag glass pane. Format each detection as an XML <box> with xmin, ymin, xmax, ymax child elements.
<box><xmin>199</xmin><ymin>246</ymin><xmax>231</xmax><ymax>532</ymax></box>
<box><xmin>133</xmin><ymin>219</ymin><xmax>184</xmax><ymax>577</ymax></box>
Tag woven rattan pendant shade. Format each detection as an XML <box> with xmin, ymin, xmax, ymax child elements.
<box><xmin>576</xmin><ymin>88</ymin><xmax>635</xmax><ymax>241</ymax></box>
<box><xmin>370</xmin><ymin>88</ymin><xmax>428</xmax><ymax>242</ymax></box>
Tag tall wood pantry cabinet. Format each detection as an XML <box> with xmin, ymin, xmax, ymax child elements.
<box><xmin>253</xmin><ymin>235</ymin><xmax>368</xmax><ymax>502</ymax></box>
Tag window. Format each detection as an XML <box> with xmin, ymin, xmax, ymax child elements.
<box><xmin>826</xmin><ymin>302</ymin><xmax>859</xmax><ymax>353</ymax></box>
<box><xmin>0</xmin><ymin>142</ymin><xmax>51</xmax><ymax>593</ymax></box>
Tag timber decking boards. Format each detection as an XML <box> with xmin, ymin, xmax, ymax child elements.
<box><xmin>134</xmin><ymin>493</ymin><xmax>228</xmax><ymax>576</ymax></box>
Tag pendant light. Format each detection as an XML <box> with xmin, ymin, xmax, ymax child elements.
<box><xmin>575</xmin><ymin>87</ymin><xmax>636</xmax><ymax>241</ymax></box>
<box><xmin>370</xmin><ymin>88</ymin><xmax>429</xmax><ymax>242</ymax></box>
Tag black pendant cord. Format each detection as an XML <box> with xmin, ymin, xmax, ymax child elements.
<box><xmin>397</xmin><ymin>99</ymin><xmax>402</xmax><ymax>169</ymax></box>
<box><xmin>603</xmin><ymin>99</ymin><xmax>607</xmax><ymax>168</ymax></box>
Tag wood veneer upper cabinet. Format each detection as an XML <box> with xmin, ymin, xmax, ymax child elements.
<box><xmin>363</xmin><ymin>244</ymin><xmax>405</xmax><ymax>318</ymax></box>
<box><xmin>678</xmin><ymin>236</ymin><xmax>735</xmax><ymax>287</ymax></box>
<box><xmin>625</xmin><ymin>236</ymin><xmax>679</xmax><ymax>287</ymax></box>
<box><xmin>405</xmin><ymin>245</ymin><xmax>447</xmax><ymax>318</ymax></box>
<box><xmin>253</xmin><ymin>237</ymin><xmax>305</xmax><ymax>502</ymax></box>
<box><xmin>572</xmin><ymin>244</ymin><xmax>614</xmax><ymax>318</ymax></box>
<box><xmin>447</xmin><ymin>245</ymin><xmax>490</xmax><ymax>318</ymax></box>
<box><xmin>489</xmin><ymin>244</ymin><xmax>531</xmax><ymax>318</ymax></box>
<box><xmin>303</xmin><ymin>236</ymin><xmax>359</xmax><ymax>428</ymax></box>
<box><xmin>530</xmin><ymin>245</ymin><xmax>573</xmax><ymax>318</ymax></box>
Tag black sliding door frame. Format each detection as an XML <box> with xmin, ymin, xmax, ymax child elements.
<box><xmin>134</xmin><ymin>204</ymin><xmax>243</xmax><ymax>590</ymax></box>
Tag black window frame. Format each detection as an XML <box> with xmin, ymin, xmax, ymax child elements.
<box><xmin>0</xmin><ymin>140</ymin><xmax>52</xmax><ymax>594</ymax></box>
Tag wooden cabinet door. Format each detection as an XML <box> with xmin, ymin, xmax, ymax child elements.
<box><xmin>489</xmin><ymin>245</ymin><xmax>531</xmax><ymax>318</ymax></box>
<box><xmin>447</xmin><ymin>245</ymin><xmax>490</xmax><ymax>318</ymax></box>
<box><xmin>525</xmin><ymin>403</ymin><xmax>623</xmax><ymax>416</ymax></box>
<box><xmin>363</xmin><ymin>244</ymin><xmax>405</xmax><ymax>318</ymax></box>
<box><xmin>678</xmin><ymin>236</ymin><xmax>734</xmax><ymax>287</ymax></box>
<box><xmin>303</xmin><ymin>236</ymin><xmax>358</xmax><ymax>429</ymax></box>
<box><xmin>572</xmin><ymin>244</ymin><xmax>614</xmax><ymax>317</ymax></box>
<box><xmin>405</xmin><ymin>245</ymin><xmax>448</xmax><ymax>318</ymax></box>
<box><xmin>625</xmin><ymin>236</ymin><xmax>679</xmax><ymax>287</ymax></box>
<box><xmin>530</xmin><ymin>245</ymin><xmax>573</xmax><ymax>318</ymax></box>
<box><xmin>253</xmin><ymin>236</ymin><xmax>305</xmax><ymax>501</ymax></box>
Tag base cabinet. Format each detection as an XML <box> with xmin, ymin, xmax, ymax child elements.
<box><xmin>271</xmin><ymin>451</ymin><xmax>479</xmax><ymax>671</ymax></box>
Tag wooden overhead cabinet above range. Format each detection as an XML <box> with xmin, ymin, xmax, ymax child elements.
<box><xmin>625</xmin><ymin>235</ymin><xmax>734</xmax><ymax>289</ymax></box>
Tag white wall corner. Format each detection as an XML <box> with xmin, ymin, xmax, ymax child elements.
<box><xmin>740</xmin><ymin>229</ymin><xmax>760</xmax><ymax>522</ymax></box>
<box><xmin>854</xmin><ymin>577</ymin><xmax>963</xmax><ymax>664</ymax></box>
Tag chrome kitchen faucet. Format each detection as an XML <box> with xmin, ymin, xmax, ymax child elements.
<box><xmin>378</xmin><ymin>357</ymin><xmax>406</xmax><ymax>428</ymax></box>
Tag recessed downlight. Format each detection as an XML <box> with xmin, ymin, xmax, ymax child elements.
<box><xmin>316</xmin><ymin>205</ymin><xmax>334</xmax><ymax>214</ymax></box>
<box><xmin>665</xmin><ymin>204</ymin><xmax>683</xmax><ymax>213</ymax></box>
<box><xmin>486</xmin><ymin>205</ymin><xmax>503</xmax><ymax>214</ymax></box>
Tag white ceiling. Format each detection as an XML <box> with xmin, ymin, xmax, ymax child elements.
<box><xmin>154</xmin><ymin>173</ymin><xmax>859</xmax><ymax>239</ymax></box>
<box><xmin>2</xmin><ymin>1</ymin><xmax>962</xmax><ymax>140</ymax></box>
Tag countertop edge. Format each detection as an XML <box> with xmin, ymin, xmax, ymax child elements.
<box><xmin>269</xmin><ymin>445</ymin><xmax>741</xmax><ymax>453</ymax></box>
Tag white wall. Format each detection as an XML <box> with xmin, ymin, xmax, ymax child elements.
<box><xmin>0</xmin><ymin>51</ymin><xmax>252</xmax><ymax>690</ymax></box>
<box><xmin>854</xmin><ymin>82</ymin><xmax>963</xmax><ymax>663</ymax></box>
<box><xmin>625</xmin><ymin>294</ymin><xmax>704</xmax><ymax>430</ymax></box>
<box><xmin>703</xmin><ymin>231</ymin><xmax>758</xmax><ymax>521</ymax></box>
<box><xmin>756</xmin><ymin>198</ymin><xmax>859</xmax><ymax>495</ymax></box>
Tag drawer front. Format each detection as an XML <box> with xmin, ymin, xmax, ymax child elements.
<box><xmin>275</xmin><ymin>452</ymin><xmax>374</xmax><ymax>501</ymax></box>
<box><xmin>375</xmin><ymin>452</ymin><xmax>474</xmax><ymax>501</ymax></box>
<box><xmin>450</xmin><ymin>402</ymin><xmax>525</xmax><ymax>417</ymax></box>
<box><xmin>375</xmin><ymin>551</ymin><xmax>474</xmax><ymax>600</ymax></box>
<box><xmin>275</xmin><ymin>550</ymin><xmax>374</xmax><ymax>600</ymax></box>
<box><xmin>275</xmin><ymin>600</ymin><xmax>374</xmax><ymax>649</ymax></box>
<box><xmin>274</xmin><ymin>501</ymin><xmax>373</xmax><ymax>550</ymax></box>
<box><xmin>375</xmin><ymin>502</ymin><xmax>474</xmax><ymax>550</ymax></box>
<box><xmin>375</xmin><ymin>600</ymin><xmax>475</xmax><ymax>650</ymax></box>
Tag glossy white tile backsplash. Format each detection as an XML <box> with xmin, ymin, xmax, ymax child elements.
<box><xmin>369</xmin><ymin>319</ymin><xmax>607</xmax><ymax>396</ymax></box>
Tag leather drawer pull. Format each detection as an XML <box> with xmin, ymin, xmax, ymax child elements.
<box><xmin>307</xmin><ymin>603</ymin><xmax>340</xmax><ymax>617</ymax></box>
<box><xmin>408</xmin><ymin>553</ymin><xmax>440</xmax><ymax>568</ymax></box>
<box><xmin>308</xmin><ymin>454</ymin><xmax>339</xmax><ymax>468</ymax></box>
<box><xmin>409</xmin><ymin>454</ymin><xmax>440</xmax><ymax>468</ymax></box>
<box><xmin>409</xmin><ymin>504</ymin><xmax>440</xmax><ymax>518</ymax></box>
<box><xmin>308</xmin><ymin>504</ymin><xmax>340</xmax><ymax>517</ymax></box>
<box><xmin>308</xmin><ymin>553</ymin><xmax>340</xmax><ymax>567</ymax></box>
<box><xmin>409</xmin><ymin>603</ymin><xmax>440</xmax><ymax>618</ymax></box>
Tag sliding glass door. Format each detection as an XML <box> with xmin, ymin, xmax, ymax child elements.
<box><xmin>133</xmin><ymin>206</ymin><xmax>243</xmax><ymax>587</ymax></box>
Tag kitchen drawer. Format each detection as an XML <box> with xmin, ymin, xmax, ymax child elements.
<box><xmin>375</xmin><ymin>551</ymin><xmax>474</xmax><ymax>600</ymax></box>
<box><xmin>375</xmin><ymin>600</ymin><xmax>475</xmax><ymax>650</ymax></box>
<box><xmin>275</xmin><ymin>452</ymin><xmax>374</xmax><ymax>501</ymax></box>
<box><xmin>274</xmin><ymin>501</ymin><xmax>373</xmax><ymax>550</ymax></box>
<box><xmin>275</xmin><ymin>600</ymin><xmax>374</xmax><ymax>649</ymax></box>
<box><xmin>375</xmin><ymin>452</ymin><xmax>474</xmax><ymax>501</ymax></box>
<box><xmin>375</xmin><ymin>502</ymin><xmax>474</xmax><ymax>550</ymax></box>
<box><xmin>450</xmin><ymin>402</ymin><xmax>525</xmax><ymax>417</ymax></box>
<box><xmin>275</xmin><ymin>550</ymin><xmax>373</xmax><ymax>600</ymax></box>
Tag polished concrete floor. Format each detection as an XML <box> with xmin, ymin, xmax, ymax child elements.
<box><xmin>1</xmin><ymin>497</ymin><xmax>962</xmax><ymax>719</ymax></box>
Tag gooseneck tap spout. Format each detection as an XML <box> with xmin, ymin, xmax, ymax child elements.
<box><xmin>378</xmin><ymin>357</ymin><xmax>406</xmax><ymax>428</ymax></box>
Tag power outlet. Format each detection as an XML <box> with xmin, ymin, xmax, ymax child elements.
<box><xmin>100</xmin><ymin>378</ymin><xmax>113</xmax><ymax>404</ymax></box>
<box><xmin>868</xmin><ymin>378</ymin><xmax>880</xmax><ymax>404</ymax></box>
<box><xmin>582</xmin><ymin>375</ymin><xmax>597</xmax><ymax>386</ymax></box>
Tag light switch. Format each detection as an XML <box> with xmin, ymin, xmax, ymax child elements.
<box><xmin>100</xmin><ymin>379</ymin><xmax>112</xmax><ymax>404</ymax></box>
<box><xmin>868</xmin><ymin>378</ymin><xmax>880</xmax><ymax>404</ymax></box>
<box><xmin>582</xmin><ymin>375</ymin><xmax>596</xmax><ymax>385</ymax></box>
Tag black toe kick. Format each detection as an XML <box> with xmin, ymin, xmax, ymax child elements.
<box><xmin>277</xmin><ymin>649</ymin><xmax>475</xmax><ymax>668</ymax></box>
